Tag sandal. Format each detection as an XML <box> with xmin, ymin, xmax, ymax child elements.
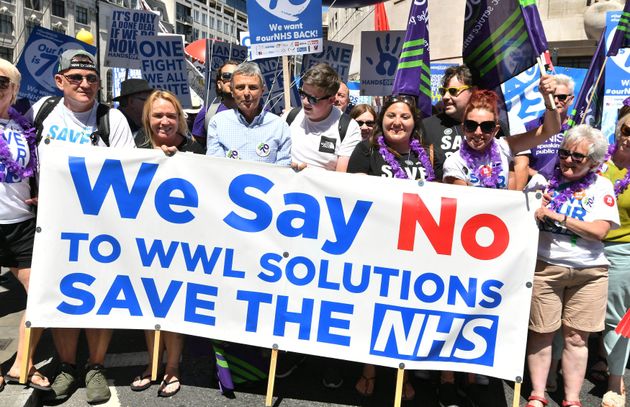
<box><xmin>5</xmin><ymin>371</ymin><xmax>52</xmax><ymax>391</ymax></box>
<box><xmin>589</xmin><ymin>356</ymin><xmax>609</xmax><ymax>384</ymax></box>
<box><xmin>130</xmin><ymin>372</ymin><xmax>153</xmax><ymax>392</ymax></box>
<box><xmin>355</xmin><ymin>374</ymin><xmax>375</xmax><ymax>397</ymax></box>
<box><xmin>157</xmin><ymin>375</ymin><xmax>180</xmax><ymax>398</ymax></box>
<box><xmin>526</xmin><ymin>395</ymin><xmax>549</xmax><ymax>407</ymax></box>
<box><xmin>562</xmin><ymin>401</ymin><xmax>582</xmax><ymax>407</ymax></box>
<box><xmin>601</xmin><ymin>390</ymin><xmax>626</xmax><ymax>407</ymax></box>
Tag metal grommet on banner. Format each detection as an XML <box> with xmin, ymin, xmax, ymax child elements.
<box><xmin>154</xmin><ymin>324</ymin><xmax>161</xmax><ymax>331</ymax></box>
<box><xmin>44</xmin><ymin>138</ymin><xmax>51</xmax><ymax>145</ymax></box>
<box><xmin>417</xmin><ymin>180</ymin><xmax>425</xmax><ymax>187</ymax></box>
<box><xmin>36</xmin><ymin>227</ymin><xmax>42</xmax><ymax>233</ymax></box>
<box><xmin>25</xmin><ymin>320</ymin><xmax>31</xmax><ymax>328</ymax></box>
<box><xmin>282</xmin><ymin>252</ymin><xmax>289</xmax><ymax>258</ymax></box>
<box><xmin>526</xmin><ymin>282</ymin><xmax>533</xmax><ymax>288</ymax></box>
<box><xmin>398</xmin><ymin>362</ymin><xmax>405</xmax><ymax>369</ymax></box>
<box><xmin>515</xmin><ymin>376</ymin><xmax>523</xmax><ymax>383</ymax></box>
<box><xmin>535</xmin><ymin>192</ymin><xmax>542</xmax><ymax>200</ymax></box>
<box><xmin>272</xmin><ymin>343</ymin><xmax>278</xmax><ymax>350</ymax></box>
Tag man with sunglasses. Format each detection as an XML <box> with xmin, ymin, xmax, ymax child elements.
<box><xmin>26</xmin><ymin>49</ymin><xmax>134</xmax><ymax>405</ymax></box>
<box><xmin>286</xmin><ymin>63</ymin><xmax>361</xmax><ymax>172</ymax></box>
<box><xmin>523</xmin><ymin>74</ymin><xmax>575</xmax><ymax>179</ymax></box>
<box><xmin>192</xmin><ymin>60</ymin><xmax>239</xmax><ymax>144</ymax></box>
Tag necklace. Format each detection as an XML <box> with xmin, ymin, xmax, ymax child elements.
<box><xmin>604</xmin><ymin>143</ymin><xmax>630</xmax><ymax>197</ymax></box>
<box><xmin>0</xmin><ymin>107</ymin><xmax>38</xmax><ymax>182</ymax></box>
<box><xmin>377</xmin><ymin>135</ymin><xmax>435</xmax><ymax>181</ymax></box>
<box><xmin>546</xmin><ymin>167</ymin><xmax>597</xmax><ymax>211</ymax></box>
<box><xmin>459</xmin><ymin>139</ymin><xmax>502</xmax><ymax>188</ymax></box>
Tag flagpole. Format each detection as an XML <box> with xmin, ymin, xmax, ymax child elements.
<box><xmin>536</xmin><ymin>57</ymin><xmax>556</xmax><ymax>110</ymax></box>
<box><xmin>580</xmin><ymin>58</ymin><xmax>608</xmax><ymax>125</ymax></box>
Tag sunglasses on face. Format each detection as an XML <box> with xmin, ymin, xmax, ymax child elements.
<box><xmin>63</xmin><ymin>73</ymin><xmax>99</xmax><ymax>85</ymax></box>
<box><xmin>220</xmin><ymin>72</ymin><xmax>232</xmax><ymax>81</ymax></box>
<box><xmin>463</xmin><ymin>120</ymin><xmax>496</xmax><ymax>133</ymax></box>
<box><xmin>620</xmin><ymin>124</ymin><xmax>630</xmax><ymax>138</ymax></box>
<box><xmin>558</xmin><ymin>148</ymin><xmax>588</xmax><ymax>163</ymax></box>
<box><xmin>554</xmin><ymin>94</ymin><xmax>572</xmax><ymax>102</ymax></box>
<box><xmin>0</xmin><ymin>76</ymin><xmax>11</xmax><ymax>90</ymax></box>
<box><xmin>439</xmin><ymin>85</ymin><xmax>470</xmax><ymax>97</ymax></box>
<box><xmin>298</xmin><ymin>88</ymin><xmax>330</xmax><ymax>105</ymax></box>
<box><xmin>356</xmin><ymin>120</ymin><xmax>375</xmax><ymax>127</ymax></box>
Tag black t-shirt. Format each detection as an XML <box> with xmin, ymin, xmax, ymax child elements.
<box><xmin>347</xmin><ymin>139</ymin><xmax>436</xmax><ymax>180</ymax></box>
<box><xmin>420</xmin><ymin>113</ymin><xmax>507</xmax><ymax>175</ymax></box>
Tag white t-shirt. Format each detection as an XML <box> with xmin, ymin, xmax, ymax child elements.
<box><xmin>442</xmin><ymin>138</ymin><xmax>512</xmax><ymax>189</ymax></box>
<box><xmin>527</xmin><ymin>173</ymin><xmax>620</xmax><ymax>268</ymax></box>
<box><xmin>0</xmin><ymin>118</ymin><xmax>35</xmax><ymax>223</ymax></box>
<box><xmin>28</xmin><ymin>97</ymin><xmax>135</xmax><ymax>148</ymax></box>
<box><xmin>285</xmin><ymin>108</ymin><xmax>361</xmax><ymax>171</ymax></box>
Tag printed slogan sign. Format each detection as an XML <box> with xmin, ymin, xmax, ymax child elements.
<box><xmin>29</xmin><ymin>145</ymin><xmax>540</xmax><ymax>380</ymax></box>
<box><xmin>104</xmin><ymin>6</ymin><xmax>158</xmax><ymax>69</ymax></box>
<box><xmin>360</xmin><ymin>31</ymin><xmax>405</xmax><ymax>96</ymax></box>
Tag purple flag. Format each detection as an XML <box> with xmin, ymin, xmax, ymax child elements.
<box><xmin>463</xmin><ymin>0</ymin><xmax>548</xmax><ymax>90</ymax></box>
<box><xmin>391</xmin><ymin>0</ymin><xmax>431</xmax><ymax>118</ymax></box>
<box><xmin>567</xmin><ymin>30</ymin><xmax>606</xmax><ymax>129</ymax></box>
<box><xmin>607</xmin><ymin>0</ymin><xmax>630</xmax><ymax>56</ymax></box>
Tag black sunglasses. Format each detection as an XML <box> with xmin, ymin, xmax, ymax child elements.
<box><xmin>64</xmin><ymin>73</ymin><xmax>99</xmax><ymax>85</ymax></box>
<box><xmin>621</xmin><ymin>124</ymin><xmax>630</xmax><ymax>138</ymax></box>
<box><xmin>299</xmin><ymin>88</ymin><xmax>331</xmax><ymax>105</ymax></box>
<box><xmin>0</xmin><ymin>75</ymin><xmax>11</xmax><ymax>90</ymax></box>
<box><xmin>356</xmin><ymin>120</ymin><xmax>375</xmax><ymax>127</ymax></box>
<box><xmin>220</xmin><ymin>72</ymin><xmax>232</xmax><ymax>81</ymax></box>
<box><xmin>558</xmin><ymin>148</ymin><xmax>588</xmax><ymax>163</ymax></box>
<box><xmin>554</xmin><ymin>94</ymin><xmax>572</xmax><ymax>102</ymax></box>
<box><xmin>463</xmin><ymin>120</ymin><xmax>496</xmax><ymax>133</ymax></box>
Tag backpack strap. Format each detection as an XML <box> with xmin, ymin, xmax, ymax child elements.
<box><xmin>34</xmin><ymin>96</ymin><xmax>62</xmax><ymax>144</ymax></box>
<box><xmin>91</xmin><ymin>104</ymin><xmax>111</xmax><ymax>147</ymax></box>
<box><xmin>285</xmin><ymin>107</ymin><xmax>301</xmax><ymax>126</ymax></box>
<box><xmin>203</xmin><ymin>101</ymin><xmax>222</xmax><ymax>133</ymax></box>
<box><xmin>338</xmin><ymin>112</ymin><xmax>351</xmax><ymax>142</ymax></box>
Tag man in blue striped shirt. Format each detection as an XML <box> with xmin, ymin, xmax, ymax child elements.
<box><xmin>205</xmin><ymin>62</ymin><xmax>292</xmax><ymax>165</ymax></box>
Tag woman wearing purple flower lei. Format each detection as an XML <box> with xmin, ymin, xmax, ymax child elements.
<box><xmin>597</xmin><ymin>101</ymin><xmax>630</xmax><ymax>407</ymax></box>
<box><xmin>443</xmin><ymin>76</ymin><xmax>560</xmax><ymax>190</ymax></box>
<box><xmin>526</xmin><ymin>124</ymin><xmax>619</xmax><ymax>407</ymax></box>
<box><xmin>0</xmin><ymin>58</ymin><xmax>51</xmax><ymax>392</ymax></box>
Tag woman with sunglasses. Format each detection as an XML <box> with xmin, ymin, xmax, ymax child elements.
<box><xmin>347</xmin><ymin>96</ymin><xmax>435</xmax><ymax>401</ymax></box>
<box><xmin>130</xmin><ymin>90</ymin><xmax>203</xmax><ymax>398</ymax></box>
<box><xmin>0</xmin><ymin>58</ymin><xmax>51</xmax><ymax>392</ymax></box>
<box><xmin>349</xmin><ymin>104</ymin><xmax>377</xmax><ymax>140</ymax></box>
<box><xmin>525</xmin><ymin>124</ymin><xmax>619</xmax><ymax>407</ymax></box>
<box><xmin>597</xmin><ymin>101</ymin><xmax>630</xmax><ymax>407</ymax></box>
<box><xmin>443</xmin><ymin>79</ymin><xmax>559</xmax><ymax>188</ymax></box>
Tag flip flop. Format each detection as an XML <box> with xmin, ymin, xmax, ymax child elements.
<box><xmin>130</xmin><ymin>374</ymin><xmax>152</xmax><ymax>392</ymax></box>
<box><xmin>5</xmin><ymin>372</ymin><xmax>52</xmax><ymax>391</ymax></box>
<box><xmin>157</xmin><ymin>378</ymin><xmax>180</xmax><ymax>398</ymax></box>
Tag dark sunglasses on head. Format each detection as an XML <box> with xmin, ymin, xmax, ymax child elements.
<box><xmin>439</xmin><ymin>85</ymin><xmax>470</xmax><ymax>97</ymax></box>
<box><xmin>385</xmin><ymin>94</ymin><xmax>417</xmax><ymax>108</ymax></box>
<box><xmin>298</xmin><ymin>88</ymin><xmax>330</xmax><ymax>105</ymax></box>
<box><xmin>554</xmin><ymin>94</ymin><xmax>572</xmax><ymax>102</ymax></box>
<box><xmin>558</xmin><ymin>148</ymin><xmax>588</xmax><ymax>163</ymax></box>
<box><xmin>463</xmin><ymin>119</ymin><xmax>496</xmax><ymax>133</ymax></box>
<box><xmin>0</xmin><ymin>75</ymin><xmax>11</xmax><ymax>90</ymax></box>
<box><xmin>220</xmin><ymin>72</ymin><xmax>232</xmax><ymax>81</ymax></box>
<box><xmin>63</xmin><ymin>73</ymin><xmax>99</xmax><ymax>85</ymax></box>
<box><xmin>356</xmin><ymin>120</ymin><xmax>375</xmax><ymax>127</ymax></box>
<box><xmin>620</xmin><ymin>124</ymin><xmax>630</xmax><ymax>138</ymax></box>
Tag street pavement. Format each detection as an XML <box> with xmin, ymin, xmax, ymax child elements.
<box><xmin>0</xmin><ymin>268</ymin><xmax>628</xmax><ymax>407</ymax></box>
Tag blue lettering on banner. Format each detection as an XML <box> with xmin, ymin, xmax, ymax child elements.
<box><xmin>223</xmin><ymin>173</ymin><xmax>373</xmax><ymax>255</ymax></box>
<box><xmin>141</xmin><ymin>278</ymin><xmax>183</xmax><ymax>317</ymax></box>
<box><xmin>317</xmin><ymin>300</ymin><xmax>352</xmax><ymax>346</ymax></box>
<box><xmin>58</xmin><ymin>272</ymin><xmax>96</xmax><ymax>315</ymax></box>
<box><xmin>97</xmin><ymin>275</ymin><xmax>142</xmax><ymax>316</ymax></box>
<box><xmin>184</xmin><ymin>283</ymin><xmax>218</xmax><ymax>326</ymax></box>
<box><xmin>371</xmin><ymin>304</ymin><xmax>498</xmax><ymax>365</ymax></box>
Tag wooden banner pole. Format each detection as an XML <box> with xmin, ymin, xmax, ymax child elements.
<box><xmin>393</xmin><ymin>363</ymin><xmax>405</xmax><ymax>407</ymax></box>
<box><xmin>265</xmin><ymin>345</ymin><xmax>279</xmax><ymax>406</ymax></box>
<box><xmin>18</xmin><ymin>321</ymin><xmax>32</xmax><ymax>384</ymax></box>
<box><xmin>282</xmin><ymin>56</ymin><xmax>291</xmax><ymax>110</ymax></box>
<box><xmin>513</xmin><ymin>379</ymin><xmax>522</xmax><ymax>407</ymax></box>
<box><xmin>151</xmin><ymin>326</ymin><xmax>161</xmax><ymax>382</ymax></box>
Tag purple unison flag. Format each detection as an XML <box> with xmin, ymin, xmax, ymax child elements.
<box><xmin>391</xmin><ymin>0</ymin><xmax>431</xmax><ymax>118</ymax></box>
<box><xmin>567</xmin><ymin>31</ymin><xmax>606</xmax><ymax>129</ymax></box>
<box><xmin>462</xmin><ymin>0</ymin><xmax>548</xmax><ymax>90</ymax></box>
<box><xmin>607</xmin><ymin>0</ymin><xmax>630</xmax><ymax>56</ymax></box>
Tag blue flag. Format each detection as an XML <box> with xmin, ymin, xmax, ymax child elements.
<box><xmin>607</xmin><ymin>0</ymin><xmax>630</xmax><ymax>56</ymax></box>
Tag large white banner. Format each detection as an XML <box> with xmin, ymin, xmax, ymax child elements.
<box><xmin>28</xmin><ymin>145</ymin><xmax>540</xmax><ymax>381</ymax></box>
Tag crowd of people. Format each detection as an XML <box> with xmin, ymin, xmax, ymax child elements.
<box><xmin>0</xmin><ymin>47</ymin><xmax>628</xmax><ymax>407</ymax></box>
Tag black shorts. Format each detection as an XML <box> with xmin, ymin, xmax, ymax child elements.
<box><xmin>0</xmin><ymin>217</ymin><xmax>36</xmax><ymax>269</ymax></box>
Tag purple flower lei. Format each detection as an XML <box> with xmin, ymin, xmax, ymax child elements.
<box><xmin>604</xmin><ymin>142</ymin><xmax>630</xmax><ymax>197</ymax></box>
<box><xmin>377</xmin><ymin>135</ymin><xmax>435</xmax><ymax>181</ymax></box>
<box><xmin>459</xmin><ymin>139</ymin><xmax>502</xmax><ymax>188</ymax></box>
<box><xmin>0</xmin><ymin>107</ymin><xmax>38</xmax><ymax>183</ymax></box>
<box><xmin>546</xmin><ymin>167</ymin><xmax>597</xmax><ymax>211</ymax></box>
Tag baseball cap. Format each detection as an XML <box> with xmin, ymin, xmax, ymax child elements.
<box><xmin>58</xmin><ymin>49</ymin><xmax>98</xmax><ymax>73</ymax></box>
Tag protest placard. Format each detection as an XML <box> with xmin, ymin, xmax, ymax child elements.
<box><xmin>247</xmin><ymin>0</ymin><xmax>323</xmax><ymax>59</ymax></box>
<box><xmin>28</xmin><ymin>144</ymin><xmax>540</xmax><ymax>381</ymax></box>
<box><xmin>137</xmin><ymin>34</ymin><xmax>192</xmax><ymax>108</ymax></box>
<box><xmin>16</xmin><ymin>26</ymin><xmax>96</xmax><ymax>103</ymax></box>
<box><xmin>302</xmin><ymin>40</ymin><xmax>353</xmax><ymax>82</ymax></box>
<box><xmin>603</xmin><ymin>11</ymin><xmax>630</xmax><ymax>142</ymax></box>
<box><xmin>360</xmin><ymin>31</ymin><xmax>405</xmax><ymax>96</ymax></box>
<box><xmin>205</xmin><ymin>41</ymin><xmax>248</xmax><ymax>105</ymax></box>
<box><xmin>104</xmin><ymin>5</ymin><xmax>159</xmax><ymax>69</ymax></box>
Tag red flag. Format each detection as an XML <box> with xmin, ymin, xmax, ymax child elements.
<box><xmin>616</xmin><ymin>308</ymin><xmax>630</xmax><ymax>338</ymax></box>
<box><xmin>374</xmin><ymin>2</ymin><xmax>389</xmax><ymax>31</ymax></box>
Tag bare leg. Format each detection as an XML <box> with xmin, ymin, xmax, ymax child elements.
<box><xmin>131</xmin><ymin>330</ymin><xmax>157</xmax><ymax>388</ymax></box>
<box><xmin>85</xmin><ymin>329</ymin><xmax>112</xmax><ymax>366</ymax></box>
<box><xmin>159</xmin><ymin>332</ymin><xmax>182</xmax><ymax>395</ymax></box>
<box><xmin>561</xmin><ymin>326</ymin><xmax>589</xmax><ymax>402</ymax></box>
<box><xmin>526</xmin><ymin>330</ymin><xmax>555</xmax><ymax>405</ymax></box>
<box><xmin>355</xmin><ymin>364</ymin><xmax>376</xmax><ymax>395</ymax></box>
<box><xmin>52</xmin><ymin>328</ymin><xmax>80</xmax><ymax>365</ymax></box>
<box><xmin>6</xmin><ymin>267</ymin><xmax>49</xmax><ymax>387</ymax></box>
<box><xmin>607</xmin><ymin>374</ymin><xmax>625</xmax><ymax>396</ymax></box>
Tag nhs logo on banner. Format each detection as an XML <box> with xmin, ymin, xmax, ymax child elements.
<box><xmin>371</xmin><ymin>304</ymin><xmax>498</xmax><ymax>365</ymax></box>
<box><xmin>247</xmin><ymin>0</ymin><xmax>322</xmax><ymax>59</ymax></box>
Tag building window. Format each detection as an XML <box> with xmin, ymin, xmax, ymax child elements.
<box><xmin>52</xmin><ymin>0</ymin><xmax>65</xmax><ymax>18</ymax></box>
<box><xmin>194</xmin><ymin>10</ymin><xmax>199</xmax><ymax>23</ymax></box>
<box><xmin>76</xmin><ymin>6</ymin><xmax>88</xmax><ymax>25</ymax></box>
<box><xmin>0</xmin><ymin>46</ymin><xmax>12</xmax><ymax>61</ymax></box>
<box><xmin>202</xmin><ymin>13</ymin><xmax>207</xmax><ymax>26</ymax></box>
<box><xmin>0</xmin><ymin>14</ymin><xmax>12</xmax><ymax>35</ymax></box>
<box><xmin>210</xmin><ymin>16</ymin><xmax>214</xmax><ymax>30</ymax></box>
<box><xmin>25</xmin><ymin>0</ymin><xmax>42</xmax><ymax>11</ymax></box>
<box><xmin>224</xmin><ymin>22</ymin><xmax>229</xmax><ymax>35</ymax></box>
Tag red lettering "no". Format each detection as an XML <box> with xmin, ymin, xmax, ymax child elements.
<box><xmin>397</xmin><ymin>193</ymin><xmax>509</xmax><ymax>261</ymax></box>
